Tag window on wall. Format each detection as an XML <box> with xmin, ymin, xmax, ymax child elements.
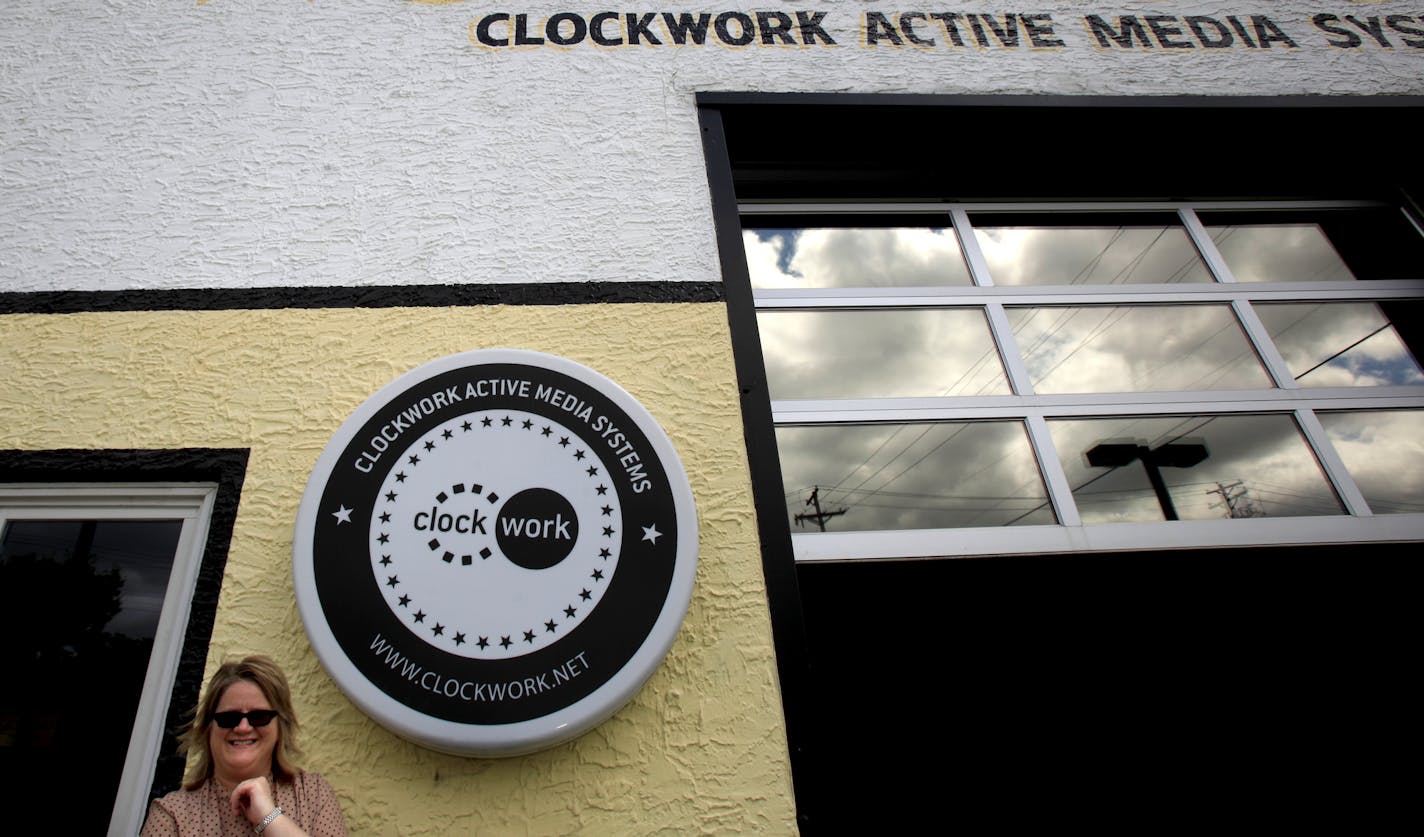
<box><xmin>0</xmin><ymin>483</ymin><xmax>217</xmax><ymax>836</ymax></box>
<box><xmin>700</xmin><ymin>96</ymin><xmax>1424</xmax><ymax>832</ymax></box>
<box><xmin>742</xmin><ymin>203</ymin><xmax>1424</xmax><ymax>559</ymax></box>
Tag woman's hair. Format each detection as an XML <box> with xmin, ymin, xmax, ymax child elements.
<box><xmin>179</xmin><ymin>655</ymin><xmax>303</xmax><ymax>789</ymax></box>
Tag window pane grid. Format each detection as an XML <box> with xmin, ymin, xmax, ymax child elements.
<box><xmin>742</xmin><ymin>201</ymin><xmax>1424</xmax><ymax>539</ymax></box>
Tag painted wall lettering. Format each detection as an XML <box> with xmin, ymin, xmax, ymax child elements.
<box><xmin>1313</xmin><ymin>14</ymin><xmax>1424</xmax><ymax>48</ymax></box>
<box><xmin>471</xmin><ymin>9</ymin><xmax>835</xmax><ymax>47</ymax></box>
<box><xmin>461</xmin><ymin>9</ymin><xmax>1424</xmax><ymax>52</ymax></box>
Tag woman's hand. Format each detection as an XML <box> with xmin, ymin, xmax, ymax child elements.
<box><xmin>230</xmin><ymin>777</ymin><xmax>278</xmax><ymax>827</ymax></box>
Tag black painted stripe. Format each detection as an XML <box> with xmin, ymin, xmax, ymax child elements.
<box><xmin>0</xmin><ymin>282</ymin><xmax>724</xmax><ymax>315</ymax></box>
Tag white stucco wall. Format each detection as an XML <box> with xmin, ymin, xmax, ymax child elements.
<box><xmin>2</xmin><ymin>1</ymin><xmax>1421</xmax><ymax>293</ymax></box>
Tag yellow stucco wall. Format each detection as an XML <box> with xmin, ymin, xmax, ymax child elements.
<box><xmin>0</xmin><ymin>303</ymin><xmax>797</xmax><ymax>835</ymax></box>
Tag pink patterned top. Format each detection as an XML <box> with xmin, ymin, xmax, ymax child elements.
<box><xmin>140</xmin><ymin>772</ymin><xmax>348</xmax><ymax>837</ymax></box>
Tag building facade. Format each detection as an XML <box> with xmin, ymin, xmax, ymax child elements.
<box><xmin>3</xmin><ymin>2</ymin><xmax>1421</xmax><ymax>833</ymax></box>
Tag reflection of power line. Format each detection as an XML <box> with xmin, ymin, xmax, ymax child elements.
<box><xmin>809</xmin><ymin>227</ymin><xmax>1212</xmax><ymax>499</ymax></box>
<box><xmin>1206</xmin><ymin>480</ymin><xmax>1262</xmax><ymax>518</ymax></box>
<box><xmin>1293</xmin><ymin>322</ymin><xmax>1391</xmax><ymax>382</ymax></box>
<box><xmin>1001</xmin><ymin>466</ymin><xmax>1120</xmax><ymax>525</ymax></box>
<box><xmin>794</xmin><ymin>486</ymin><xmax>846</xmax><ymax>532</ymax></box>
<box><xmin>1110</xmin><ymin>227</ymin><xmax>1168</xmax><ymax>284</ymax></box>
<box><xmin>814</xmin><ymin>485</ymin><xmax>1048</xmax><ymax>504</ymax></box>
<box><xmin>821</xmin><ymin>226</ymin><xmax>1194</xmax><ymax>498</ymax></box>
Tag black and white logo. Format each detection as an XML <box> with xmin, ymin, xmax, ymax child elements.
<box><xmin>294</xmin><ymin>350</ymin><xmax>697</xmax><ymax>757</ymax></box>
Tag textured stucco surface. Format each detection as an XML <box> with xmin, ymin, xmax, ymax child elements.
<box><xmin>0</xmin><ymin>303</ymin><xmax>795</xmax><ymax>835</ymax></box>
<box><xmin>3</xmin><ymin>1</ymin><xmax>1422</xmax><ymax>292</ymax></box>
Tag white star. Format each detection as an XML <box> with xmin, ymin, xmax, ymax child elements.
<box><xmin>641</xmin><ymin>524</ymin><xmax>662</xmax><ymax>544</ymax></box>
<box><xmin>332</xmin><ymin>505</ymin><xmax>353</xmax><ymax>524</ymax></box>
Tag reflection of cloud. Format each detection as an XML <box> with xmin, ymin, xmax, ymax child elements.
<box><xmin>758</xmin><ymin>309</ymin><xmax>1007</xmax><ymax>399</ymax></box>
<box><xmin>973</xmin><ymin>225</ymin><xmax>1212</xmax><ymax>285</ymax></box>
<box><xmin>742</xmin><ymin>227</ymin><xmax>971</xmax><ymax>289</ymax></box>
<box><xmin>1207</xmin><ymin>224</ymin><xmax>1353</xmax><ymax>283</ymax></box>
<box><xmin>1256</xmin><ymin>302</ymin><xmax>1424</xmax><ymax>387</ymax></box>
<box><xmin>1010</xmin><ymin>305</ymin><xmax>1271</xmax><ymax>394</ymax></box>
<box><xmin>744</xmin><ymin>216</ymin><xmax>1419</xmax><ymax>534</ymax></box>
<box><xmin>776</xmin><ymin>422</ymin><xmax>1052</xmax><ymax>531</ymax></box>
<box><xmin>1319</xmin><ymin>410</ymin><xmax>1424</xmax><ymax>514</ymax></box>
<box><xmin>1048</xmin><ymin>414</ymin><xmax>1342</xmax><ymax>524</ymax></box>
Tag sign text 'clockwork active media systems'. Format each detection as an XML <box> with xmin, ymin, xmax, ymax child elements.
<box><xmin>294</xmin><ymin>349</ymin><xmax>698</xmax><ymax>757</ymax></box>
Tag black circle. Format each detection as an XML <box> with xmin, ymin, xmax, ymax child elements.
<box><xmin>311</xmin><ymin>361</ymin><xmax>678</xmax><ymax>725</ymax></box>
<box><xmin>496</xmin><ymin>487</ymin><xmax>580</xmax><ymax>570</ymax></box>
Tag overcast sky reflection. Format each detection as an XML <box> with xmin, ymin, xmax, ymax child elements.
<box><xmin>758</xmin><ymin>309</ymin><xmax>1008</xmax><ymax>399</ymax></box>
<box><xmin>1010</xmin><ymin>304</ymin><xmax>1272</xmax><ymax>393</ymax></box>
<box><xmin>744</xmin><ymin>227</ymin><xmax>972</xmax><ymax>289</ymax></box>
<box><xmin>1048</xmin><ymin>414</ymin><xmax>1342</xmax><ymax>524</ymax></box>
<box><xmin>1255</xmin><ymin>302</ymin><xmax>1423</xmax><ymax>386</ymax></box>
<box><xmin>1207</xmin><ymin>223</ymin><xmax>1354</xmax><ymax>282</ymax></box>
<box><xmin>973</xmin><ymin>223</ymin><xmax>1212</xmax><ymax>285</ymax></box>
<box><xmin>776</xmin><ymin>422</ymin><xmax>1053</xmax><ymax>531</ymax></box>
<box><xmin>1319</xmin><ymin>409</ymin><xmax>1424</xmax><ymax>514</ymax></box>
<box><xmin>742</xmin><ymin>215</ymin><xmax>1422</xmax><ymax>532</ymax></box>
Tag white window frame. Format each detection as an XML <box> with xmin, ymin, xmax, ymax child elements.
<box><xmin>741</xmin><ymin>200</ymin><xmax>1424</xmax><ymax>560</ymax></box>
<box><xmin>0</xmin><ymin>482</ymin><xmax>217</xmax><ymax>837</ymax></box>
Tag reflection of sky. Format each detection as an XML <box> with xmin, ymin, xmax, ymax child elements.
<box><xmin>1319</xmin><ymin>410</ymin><xmax>1424</xmax><ymax>514</ymax></box>
<box><xmin>1010</xmin><ymin>305</ymin><xmax>1272</xmax><ymax>393</ymax></box>
<box><xmin>776</xmin><ymin>422</ymin><xmax>1053</xmax><ymax>531</ymax></box>
<box><xmin>743</xmin><ymin>228</ymin><xmax>972</xmax><ymax>288</ymax></box>
<box><xmin>973</xmin><ymin>225</ymin><xmax>1212</xmax><ymax>285</ymax></box>
<box><xmin>1255</xmin><ymin>302</ymin><xmax>1424</xmax><ymax>387</ymax></box>
<box><xmin>743</xmin><ymin>217</ymin><xmax>1421</xmax><ymax>530</ymax></box>
<box><xmin>758</xmin><ymin>309</ymin><xmax>1008</xmax><ymax>399</ymax></box>
<box><xmin>1048</xmin><ymin>414</ymin><xmax>1342</xmax><ymax>524</ymax></box>
<box><xmin>1207</xmin><ymin>224</ymin><xmax>1354</xmax><ymax>282</ymax></box>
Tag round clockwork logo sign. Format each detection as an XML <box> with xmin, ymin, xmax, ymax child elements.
<box><xmin>293</xmin><ymin>349</ymin><xmax>697</xmax><ymax>757</ymax></box>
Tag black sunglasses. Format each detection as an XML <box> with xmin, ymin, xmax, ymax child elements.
<box><xmin>211</xmin><ymin>710</ymin><xmax>279</xmax><ymax>729</ymax></box>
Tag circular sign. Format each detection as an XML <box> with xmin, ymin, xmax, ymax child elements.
<box><xmin>293</xmin><ymin>349</ymin><xmax>697</xmax><ymax>756</ymax></box>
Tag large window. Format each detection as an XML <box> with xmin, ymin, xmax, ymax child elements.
<box><xmin>700</xmin><ymin>96</ymin><xmax>1424</xmax><ymax>832</ymax></box>
<box><xmin>0</xmin><ymin>483</ymin><xmax>217</xmax><ymax>836</ymax></box>
<box><xmin>743</xmin><ymin>203</ymin><xmax>1424</xmax><ymax>559</ymax></box>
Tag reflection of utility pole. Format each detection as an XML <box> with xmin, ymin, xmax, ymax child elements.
<box><xmin>1206</xmin><ymin>480</ymin><xmax>1262</xmax><ymax>518</ymax></box>
<box><xmin>795</xmin><ymin>486</ymin><xmax>846</xmax><ymax>532</ymax></box>
<box><xmin>1085</xmin><ymin>439</ymin><xmax>1209</xmax><ymax>521</ymax></box>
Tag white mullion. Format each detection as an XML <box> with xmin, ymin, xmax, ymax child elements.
<box><xmin>1293</xmin><ymin>408</ymin><xmax>1373</xmax><ymax>517</ymax></box>
<box><xmin>1187</xmin><ymin>203</ymin><xmax>1303</xmax><ymax>390</ymax></box>
<box><xmin>1231</xmin><ymin>299</ymin><xmax>1300</xmax><ymax>389</ymax></box>
<box><xmin>1399</xmin><ymin>204</ymin><xmax>1424</xmax><ymax>240</ymax></box>
<box><xmin>1180</xmin><ymin>207</ymin><xmax>1239</xmax><ymax>285</ymax></box>
<box><xmin>771</xmin><ymin>389</ymin><xmax>1424</xmax><ymax>423</ymax></box>
<box><xmin>1025</xmin><ymin>413</ymin><xmax>1081</xmax><ymax>527</ymax></box>
<box><xmin>952</xmin><ymin>208</ymin><xmax>1038</xmax><ymax>397</ymax></box>
<box><xmin>790</xmin><ymin>514</ymin><xmax>1424</xmax><ymax>562</ymax></box>
<box><xmin>983</xmin><ymin>303</ymin><xmax>1036</xmax><ymax>396</ymax></box>
<box><xmin>753</xmin><ymin>280</ymin><xmax>1424</xmax><ymax>309</ymax></box>
<box><xmin>952</xmin><ymin>208</ymin><xmax>994</xmax><ymax>288</ymax></box>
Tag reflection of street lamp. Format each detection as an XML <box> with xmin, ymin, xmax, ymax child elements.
<box><xmin>1086</xmin><ymin>439</ymin><xmax>1209</xmax><ymax>521</ymax></box>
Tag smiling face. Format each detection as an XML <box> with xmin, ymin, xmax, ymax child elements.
<box><xmin>208</xmin><ymin>679</ymin><xmax>279</xmax><ymax>786</ymax></box>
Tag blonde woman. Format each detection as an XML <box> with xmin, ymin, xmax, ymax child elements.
<box><xmin>141</xmin><ymin>656</ymin><xmax>347</xmax><ymax>836</ymax></box>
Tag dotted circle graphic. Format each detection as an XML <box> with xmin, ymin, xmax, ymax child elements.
<box><xmin>369</xmin><ymin>411</ymin><xmax>620</xmax><ymax>660</ymax></box>
<box><xmin>294</xmin><ymin>350</ymin><xmax>697</xmax><ymax>756</ymax></box>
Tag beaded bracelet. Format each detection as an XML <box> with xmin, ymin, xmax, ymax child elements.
<box><xmin>255</xmin><ymin>806</ymin><xmax>283</xmax><ymax>834</ymax></box>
